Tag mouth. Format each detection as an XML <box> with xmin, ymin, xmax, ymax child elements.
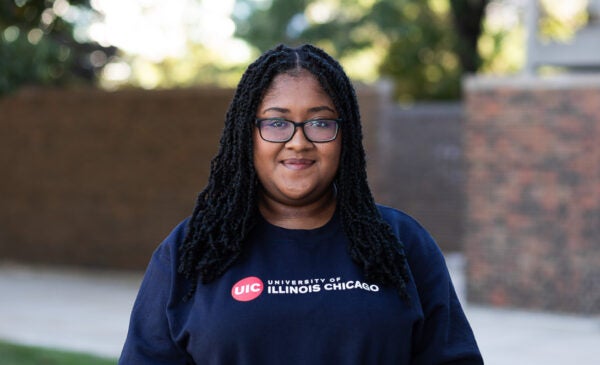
<box><xmin>281</xmin><ymin>158</ymin><xmax>315</xmax><ymax>170</ymax></box>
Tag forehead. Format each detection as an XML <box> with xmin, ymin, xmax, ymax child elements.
<box><xmin>262</xmin><ymin>70</ymin><xmax>330</xmax><ymax>101</ymax></box>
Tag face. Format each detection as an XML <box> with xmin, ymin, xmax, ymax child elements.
<box><xmin>253</xmin><ymin>70</ymin><xmax>342</xmax><ymax>208</ymax></box>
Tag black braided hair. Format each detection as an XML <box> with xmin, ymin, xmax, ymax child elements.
<box><xmin>179</xmin><ymin>44</ymin><xmax>410</xmax><ymax>300</ymax></box>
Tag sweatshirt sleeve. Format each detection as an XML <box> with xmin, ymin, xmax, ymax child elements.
<box><xmin>118</xmin><ymin>220</ymin><xmax>192</xmax><ymax>365</ymax></box>
<box><xmin>379</xmin><ymin>206</ymin><xmax>483</xmax><ymax>365</ymax></box>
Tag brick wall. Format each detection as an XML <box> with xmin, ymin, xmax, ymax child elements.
<box><xmin>0</xmin><ymin>85</ymin><xmax>464</xmax><ymax>270</ymax></box>
<box><xmin>0</xmin><ymin>87</ymin><xmax>231</xmax><ymax>269</ymax></box>
<box><xmin>373</xmin><ymin>99</ymin><xmax>465</xmax><ymax>252</ymax></box>
<box><xmin>464</xmin><ymin>75</ymin><xmax>600</xmax><ymax>314</ymax></box>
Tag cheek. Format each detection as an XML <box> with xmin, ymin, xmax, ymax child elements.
<box><xmin>323</xmin><ymin>141</ymin><xmax>342</xmax><ymax>172</ymax></box>
<box><xmin>252</xmin><ymin>129</ymin><xmax>269</xmax><ymax>157</ymax></box>
<box><xmin>252</xmin><ymin>131</ymin><xmax>278</xmax><ymax>174</ymax></box>
<box><xmin>252</xmin><ymin>135</ymin><xmax>265</xmax><ymax>174</ymax></box>
<box><xmin>252</xmin><ymin>130</ymin><xmax>260</xmax><ymax>161</ymax></box>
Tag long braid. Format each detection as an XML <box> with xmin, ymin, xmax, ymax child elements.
<box><xmin>296</xmin><ymin>45</ymin><xmax>410</xmax><ymax>299</ymax></box>
<box><xmin>179</xmin><ymin>44</ymin><xmax>409</xmax><ymax>300</ymax></box>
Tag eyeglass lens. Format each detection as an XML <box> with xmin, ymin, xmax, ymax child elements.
<box><xmin>258</xmin><ymin>119</ymin><xmax>338</xmax><ymax>142</ymax></box>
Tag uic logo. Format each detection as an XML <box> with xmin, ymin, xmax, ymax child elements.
<box><xmin>231</xmin><ymin>276</ymin><xmax>264</xmax><ymax>302</ymax></box>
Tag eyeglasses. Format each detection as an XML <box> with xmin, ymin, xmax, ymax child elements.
<box><xmin>254</xmin><ymin>118</ymin><xmax>341</xmax><ymax>143</ymax></box>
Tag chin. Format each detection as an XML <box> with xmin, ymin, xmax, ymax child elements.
<box><xmin>282</xmin><ymin>189</ymin><xmax>332</xmax><ymax>205</ymax></box>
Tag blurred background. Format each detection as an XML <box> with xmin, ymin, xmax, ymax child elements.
<box><xmin>1</xmin><ymin>0</ymin><xmax>599</xmax><ymax>364</ymax></box>
<box><xmin>3</xmin><ymin>0</ymin><xmax>592</xmax><ymax>96</ymax></box>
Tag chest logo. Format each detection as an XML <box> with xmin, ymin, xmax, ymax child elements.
<box><xmin>231</xmin><ymin>276</ymin><xmax>264</xmax><ymax>302</ymax></box>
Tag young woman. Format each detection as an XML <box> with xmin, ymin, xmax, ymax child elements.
<box><xmin>119</xmin><ymin>44</ymin><xmax>483</xmax><ymax>364</ymax></box>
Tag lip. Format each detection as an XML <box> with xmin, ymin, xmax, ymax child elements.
<box><xmin>281</xmin><ymin>158</ymin><xmax>315</xmax><ymax>170</ymax></box>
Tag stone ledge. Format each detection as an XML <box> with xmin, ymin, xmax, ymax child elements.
<box><xmin>464</xmin><ymin>73</ymin><xmax>600</xmax><ymax>91</ymax></box>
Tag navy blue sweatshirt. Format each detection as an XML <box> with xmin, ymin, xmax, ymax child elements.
<box><xmin>119</xmin><ymin>205</ymin><xmax>483</xmax><ymax>364</ymax></box>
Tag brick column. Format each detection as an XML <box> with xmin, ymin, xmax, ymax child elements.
<box><xmin>463</xmin><ymin>75</ymin><xmax>600</xmax><ymax>314</ymax></box>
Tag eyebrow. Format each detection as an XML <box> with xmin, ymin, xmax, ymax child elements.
<box><xmin>261</xmin><ymin>106</ymin><xmax>336</xmax><ymax>114</ymax></box>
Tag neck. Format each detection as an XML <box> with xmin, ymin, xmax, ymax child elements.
<box><xmin>258</xmin><ymin>188</ymin><xmax>337</xmax><ymax>230</ymax></box>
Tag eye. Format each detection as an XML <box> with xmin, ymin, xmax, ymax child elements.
<box><xmin>308</xmin><ymin>119</ymin><xmax>334</xmax><ymax>128</ymax></box>
<box><xmin>265</xmin><ymin>119</ymin><xmax>288</xmax><ymax>128</ymax></box>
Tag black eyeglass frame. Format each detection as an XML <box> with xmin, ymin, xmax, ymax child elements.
<box><xmin>254</xmin><ymin>118</ymin><xmax>342</xmax><ymax>143</ymax></box>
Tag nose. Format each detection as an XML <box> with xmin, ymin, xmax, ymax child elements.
<box><xmin>285</xmin><ymin>125</ymin><xmax>313</xmax><ymax>150</ymax></box>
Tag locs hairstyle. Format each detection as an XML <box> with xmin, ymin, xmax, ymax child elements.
<box><xmin>179</xmin><ymin>44</ymin><xmax>410</xmax><ymax>300</ymax></box>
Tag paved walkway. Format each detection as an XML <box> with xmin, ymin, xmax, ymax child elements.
<box><xmin>1</xmin><ymin>259</ymin><xmax>599</xmax><ymax>364</ymax></box>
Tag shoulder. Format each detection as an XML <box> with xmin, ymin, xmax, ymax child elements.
<box><xmin>164</xmin><ymin>217</ymin><xmax>191</xmax><ymax>247</ymax></box>
<box><xmin>376</xmin><ymin>204</ymin><xmax>430</xmax><ymax>243</ymax></box>
<box><xmin>134</xmin><ymin>217</ymin><xmax>192</xmax><ymax>303</ymax></box>
<box><xmin>376</xmin><ymin>204</ymin><xmax>416</xmax><ymax>225</ymax></box>
<box><xmin>150</xmin><ymin>217</ymin><xmax>191</xmax><ymax>265</ymax></box>
<box><xmin>375</xmin><ymin>204</ymin><xmax>443</xmax><ymax>265</ymax></box>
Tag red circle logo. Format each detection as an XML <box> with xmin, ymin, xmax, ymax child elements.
<box><xmin>231</xmin><ymin>276</ymin><xmax>264</xmax><ymax>302</ymax></box>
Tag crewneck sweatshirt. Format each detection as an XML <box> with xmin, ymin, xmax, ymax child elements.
<box><xmin>119</xmin><ymin>205</ymin><xmax>482</xmax><ymax>364</ymax></box>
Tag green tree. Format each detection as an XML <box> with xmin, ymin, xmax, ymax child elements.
<box><xmin>234</xmin><ymin>0</ymin><xmax>489</xmax><ymax>101</ymax></box>
<box><xmin>376</xmin><ymin>1</ymin><xmax>462</xmax><ymax>101</ymax></box>
<box><xmin>234</xmin><ymin>0</ymin><xmax>309</xmax><ymax>52</ymax></box>
<box><xmin>0</xmin><ymin>0</ymin><xmax>115</xmax><ymax>96</ymax></box>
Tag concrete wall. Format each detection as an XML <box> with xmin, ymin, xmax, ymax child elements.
<box><xmin>0</xmin><ymin>85</ymin><xmax>464</xmax><ymax>270</ymax></box>
<box><xmin>464</xmin><ymin>75</ymin><xmax>600</xmax><ymax>314</ymax></box>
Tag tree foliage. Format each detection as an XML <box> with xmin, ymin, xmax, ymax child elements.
<box><xmin>0</xmin><ymin>0</ymin><xmax>115</xmax><ymax>96</ymax></box>
<box><xmin>234</xmin><ymin>0</ymin><xmax>489</xmax><ymax>101</ymax></box>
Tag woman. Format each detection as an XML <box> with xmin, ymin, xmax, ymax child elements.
<box><xmin>119</xmin><ymin>44</ymin><xmax>483</xmax><ymax>364</ymax></box>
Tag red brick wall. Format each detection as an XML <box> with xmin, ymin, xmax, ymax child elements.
<box><xmin>374</xmin><ymin>102</ymin><xmax>465</xmax><ymax>252</ymax></box>
<box><xmin>0</xmin><ymin>85</ymin><xmax>465</xmax><ymax>271</ymax></box>
<box><xmin>464</xmin><ymin>76</ymin><xmax>600</xmax><ymax>314</ymax></box>
<box><xmin>0</xmin><ymin>87</ymin><xmax>231</xmax><ymax>269</ymax></box>
<box><xmin>0</xmin><ymin>87</ymin><xmax>386</xmax><ymax>269</ymax></box>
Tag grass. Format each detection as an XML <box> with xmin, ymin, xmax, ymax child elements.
<box><xmin>0</xmin><ymin>339</ymin><xmax>117</xmax><ymax>365</ymax></box>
